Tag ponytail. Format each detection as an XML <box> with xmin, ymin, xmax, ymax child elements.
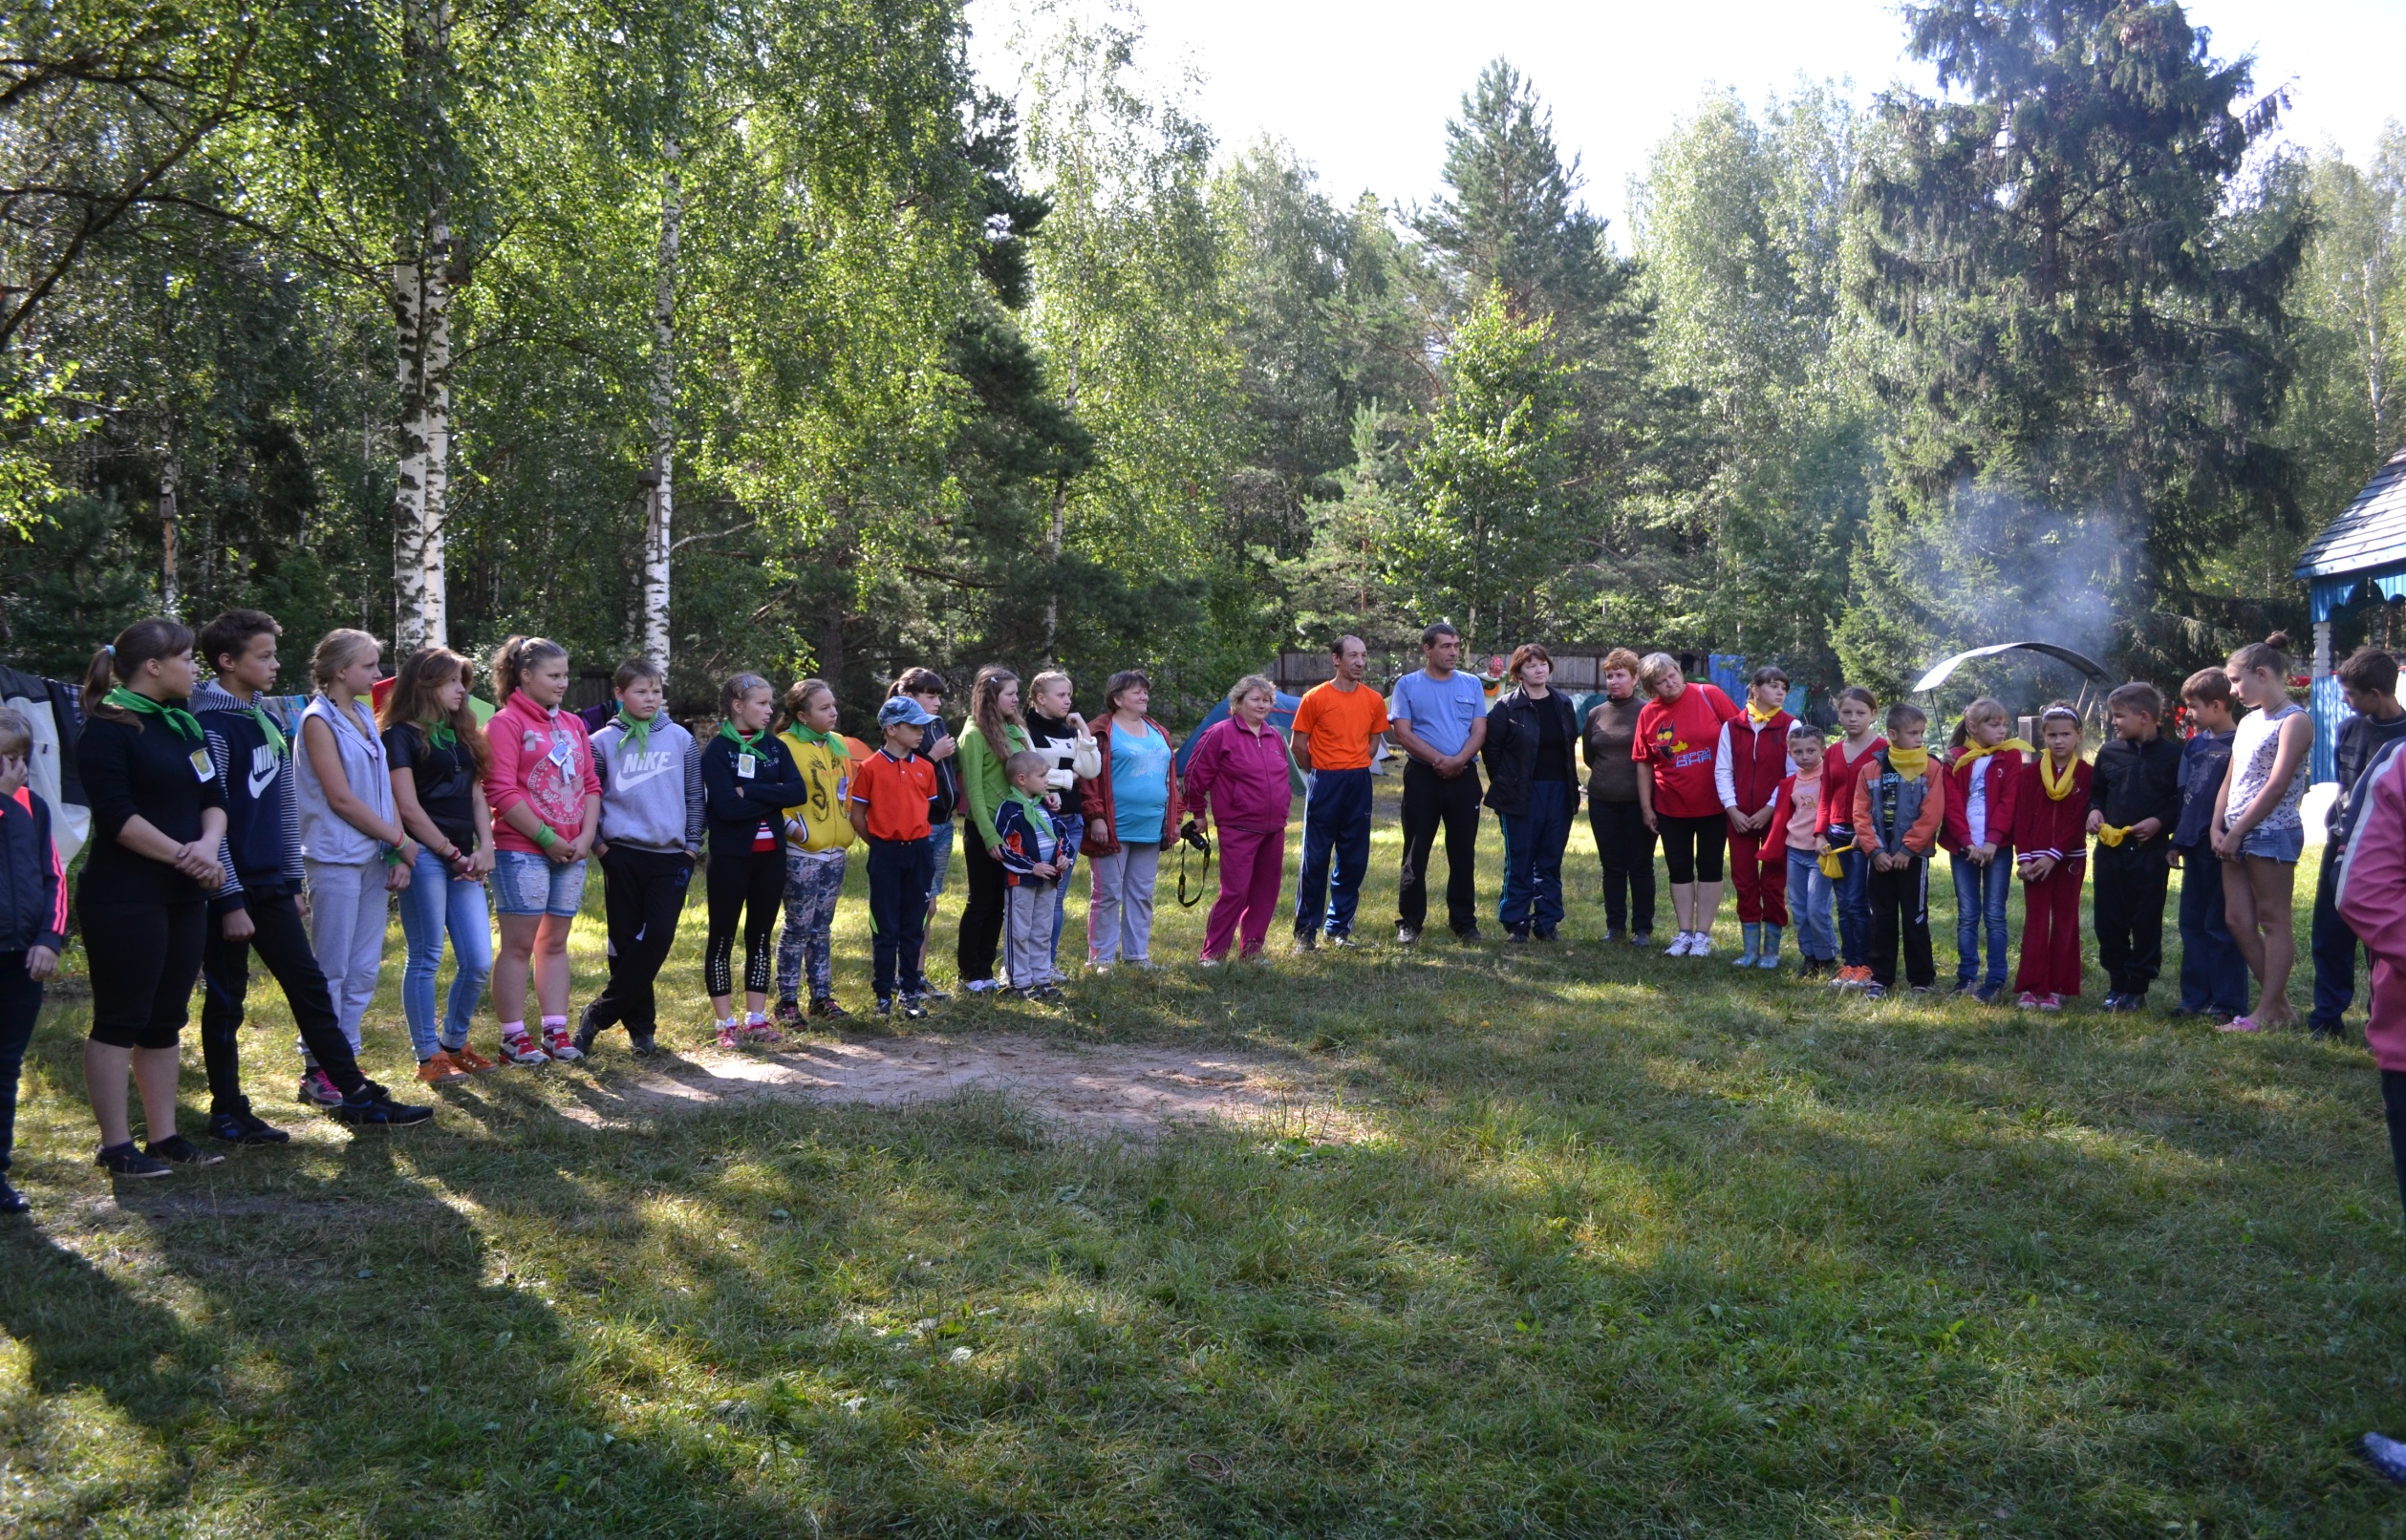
<box><xmin>489</xmin><ymin>634</ymin><xmax>567</xmax><ymax>704</ymax></box>
<box><xmin>84</xmin><ymin>617</ymin><xmax>197</xmax><ymax>727</ymax></box>
<box><xmin>2228</xmin><ymin>631</ymin><xmax>2291</xmax><ymax>680</ymax></box>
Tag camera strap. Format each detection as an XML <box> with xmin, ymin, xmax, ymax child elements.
<box><xmin>1177</xmin><ymin>831</ymin><xmax>1214</xmax><ymax>909</ymax></box>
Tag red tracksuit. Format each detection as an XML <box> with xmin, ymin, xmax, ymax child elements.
<box><xmin>1719</xmin><ymin>711</ymin><xmax>1794</xmax><ymax>926</ymax></box>
<box><xmin>2009</xmin><ymin>755</ymin><xmax>2092</xmax><ymax>996</ymax></box>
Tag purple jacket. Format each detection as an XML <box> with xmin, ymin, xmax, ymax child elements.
<box><xmin>1181</xmin><ymin>717</ymin><xmax>1293</xmax><ymax>832</ymax></box>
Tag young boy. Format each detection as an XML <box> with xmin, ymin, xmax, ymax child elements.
<box><xmin>849</xmin><ymin>695</ymin><xmax>941</xmax><ymax>1018</ymax></box>
<box><xmin>0</xmin><ymin>711</ymin><xmax>62</xmax><ymax>1212</ymax></box>
<box><xmin>1852</xmin><ymin>703</ymin><xmax>1948</xmax><ymax>997</ymax></box>
<box><xmin>2309</xmin><ymin>649</ymin><xmax>2406</xmax><ymax>1039</ymax></box>
<box><xmin>2086</xmin><ymin>682</ymin><xmax>2184</xmax><ymax>1012</ymax></box>
<box><xmin>1716</xmin><ymin>664</ymin><xmax>1795</xmax><ymax>968</ymax></box>
<box><xmin>579</xmin><ymin>658</ymin><xmax>704</xmax><ymax>1056</ymax></box>
<box><xmin>2012</xmin><ymin>704</ymin><xmax>2094</xmax><ymax>1010</ymax></box>
<box><xmin>192</xmin><ymin>610</ymin><xmax>433</xmax><ymax>1132</ymax></box>
<box><xmin>994</xmin><ymin>749</ymin><xmax>1074</xmax><ymax>999</ymax></box>
<box><xmin>1769</xmin><ymin>720</ymin><xmax>1836</xmax><ymax>977</ymax></box>
<box><xmin>2170</xmin><ymin>669</ymin><xmax>2248</xmax><ymax>1021</ymax></box>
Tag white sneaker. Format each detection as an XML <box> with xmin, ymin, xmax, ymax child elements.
<box><xmin>1664</xmin><ymin>931</ymin><xmax>1694</xmax><ymax>957</ymax></box>
<box><xmin>1688</xmin><ymin>933</ymin><xmax>1714</xmax><ymax>958</ymax></box>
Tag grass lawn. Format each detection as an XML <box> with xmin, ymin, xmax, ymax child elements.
<box><xmin>3</xmin><ymin>783</ymin><xmax>2401</xmax><ymax>1536</ymax></box>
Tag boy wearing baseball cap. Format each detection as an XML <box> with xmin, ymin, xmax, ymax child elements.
<box><xmin>848</xmin><ymin>695</ymin><xmax>942</xmax><ymax>1017</ymax></box>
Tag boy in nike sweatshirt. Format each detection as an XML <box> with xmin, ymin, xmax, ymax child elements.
<box><xmin>194</xmin><ymin>610</ymin><xmax>433</xmax><ymax>1139</ymax></box>
<box><xmin>577</xmin><ymin>657</ymin><xmax>704</xmax><ymax>1056</ymax></box>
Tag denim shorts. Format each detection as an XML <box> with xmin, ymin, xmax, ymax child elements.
<box><xmin>490</xmin><ymin>848</ymin><xmax>589</xmax><ymax>916</ymax></box>
<box><xmin>2236</xmin><ymin>822</ymin><xmax>2305</xmax><ymax>864</ymax></box>
<box><xmin>924</xmin><ymin>820</ymin><xmax>956</xmax><ymax>898</ymax></box>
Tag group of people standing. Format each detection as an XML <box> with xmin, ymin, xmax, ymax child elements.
<box><xmin>0</xmin><ymin>601</ymin><xmax>2372</xmax><ymax>1209</ymax></box>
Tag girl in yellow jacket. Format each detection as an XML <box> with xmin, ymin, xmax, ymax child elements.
<box><xmin>774</xmin><ymin>679</ymin><xmax>854</xmax><ymax>1021</ymax></box>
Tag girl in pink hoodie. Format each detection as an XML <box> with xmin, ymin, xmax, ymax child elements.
<box><xmin>483</xmin><ymin>635</ymin><xmax>599</xmax><ymax>1065</ymax></box>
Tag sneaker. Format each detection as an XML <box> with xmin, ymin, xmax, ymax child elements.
<box><xmin>0</xmin><ymin>1179</ymin><xmax>24</xmax><ymax>1214</ymax></box>
<box><xmin>2103</xmin><ymin>994</ymin><xmax>2140</xmax><ymax>1015</ymax></box>
<box><xmin>331</xmin><ymin>1085</ymin><xmax>435</xmax><ymax>1128</ymax></box>
<box><xmin>206</xmin><ymin>1106</ymin><xmax>291</xmax><ymax>1145</ymax></box>
<box><xmin>1834</xmin><ymin>965</ymin><xmax>1871</xmax><ymax>989</ymax></box>
<box><xmin>2039</xmin><ymin>994</ymin><xmax>2064</xmax><ymax>1012</ymax></box>
<box><xmin>1089</xmin><ymin>962</ymin><xmax>1114</xmax><ymax>974</ymax></box>
<box><xmin>1864</xmin><ymin>982</ymin><xmax>1888</xmax><ymax>1000</ymax></box>
<box><xmin>2308</xmin><ymin>1019</ymin><xmax>2345</xmax><ymax>1040</ymax></box>
<box><xmin>297</xmin><ymin>1068</ymin><xmax>345</xmax><ymax>1106</ymax></box>
<box><xmin>964</xmin><ymin>978</ymin><xmax>999</xmax><ymax>995</ymax></box>
<box><xmin>1603</xmin><ymin>928</ymin><xmax>1624</xmax><ymax>945</ymax></box>
<box><xmin>2016</xmin><ymin>991</ymin><xmax>2042</xmax><ymax>1010</ymax></box>
<box><xmin>1686</xmin><ymin>933</ymin><xmax>1714</xmax><ymax>958</ymax></box>
<box><xmin>2361</xmin><ymin>1431</ymin><xmax>2406</xmax><ymax>1485</ymax></box>
<box><xmin>544</xmin><ymin>1024</ymin><xmax>584</xmax><ymax>1061</ymax></box>
<box><xmin>417</xmin><ymin>1052</ymin><xmax>468</xmax><ymax>1085</ymax></box>
<box><xmin>446</xmin><ymin>1042</ymin><xmax>496</xmax><ymax>1073</ymax></box>
<box><xmin>875</xmin><ymin>996</ymin><xmax>895</xmax><ymax>1018</ymax></box>
<box><xmin>1034</xmin><ymin>983</ymin><xmax>1065</xmax><ymax>999</ymax></box>
<box><xmin>1454</xmin><ymin>925</ymin><xmax>1485</xmax><ymax>945</ymax></box>
<box><xmin>571</xmin><ymin>1002</ymin><xmax>604</xmax><ymax>1056</ymax></box>
<box><xmin>1949</xmin><ymin>980</ymin><xmax>1977</xmax><ymax>997</ymax></box>
<box><xmin>741</xmin><ymin>1018</ymin><xmax>786</xmax><ymax>1046</ymax></box>
<box><xmin>1504</xmin><ymin>927</ymin><xmax>1531</xmax><ymax>944</ymax></box>
<box><xmin>715</xmin><ymin>1020</ymin><xmax>744</xmax><ymax>1048</ymax></box>
<box><xmin>808</xmin><ymin>996</ymin><xmax>849</xmax><ymax>1019</ymax></box>
<box><xmin>1293</xmin><ymin>930</ymin><xmax>1319</xmax><ymax>952</ymax></box>
<box><xmin>1665</xmin><ymin>932</ymin><xmax>1694</xmax><ymax>958</ymax></box>
<box><xmin>900</xmin><ymin>995</ymin><xmax>930</xmax><ymax>1020</ymax></box>
<box><xmin>96</xmin><ymin>1142</ymin><xmax>171</xmax><ymax>1179</ymax></box>
<box><xmin>1534</xmin><ymin>928</ymin><xmax>1557</xmax><ymax>943</ymax></box>
<box><xmin>1627</xmin><ymin>931</ymin><xmax>1655</xmax><ymax>949</ymax></box>
<box><xmin>1973</xmin><ymin>982</ymin><xmax>2004</xmax><ymax>1005</ymax></box>
<box><xmin>498</xmin><ymin>1033</ymin><xmax>548</xmax><ymax>1067</ymax></box>
<box><xmin>1199</xmin><ymin>956</ymin><xmax>1222</xmax><ymax>969</ymax></box>
<box><xmin>1327</xmin><ymin>932</ymin><xmax>1355</xmax><ymax>949</ymax></box>
<box><xmin>774</xmin><ymin>998</ymin><xmax>805</xmax><ymax>1026</ymax></box>
<box><xmin>1395</xmin><ymin>926</ymin><xmax>1420</xmax><ymax>947</ymax></box>
<box><xmin>629</xmin><ymin>1031</ymin><xmax>658</xmax><ymax>1058</ymax></box>
<box><xmin>143</xmin><ymin>1134</ymin><xmax>226</xmax><ymax>1168</ymax></box>
<box><xmin>915</xmin><ymin>987</ymin><xmax>951</xmax><ymax>1002</ymax></box>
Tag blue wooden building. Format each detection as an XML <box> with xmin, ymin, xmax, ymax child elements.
<box><xmin>2296</xmin><ymin>443</ymin><xmax>2406</xmax><ymax>783</ymax></box>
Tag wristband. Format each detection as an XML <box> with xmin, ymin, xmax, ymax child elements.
<box><xmin>533</xmin><ymin>825</ymin><xmax>560</xmax><ymax>851</ymax></box>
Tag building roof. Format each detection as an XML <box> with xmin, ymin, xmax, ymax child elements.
<box><xmin>2297</xmin><ymin>443</ymin><xmax>2406</xmax><ymax>580</ymax></box>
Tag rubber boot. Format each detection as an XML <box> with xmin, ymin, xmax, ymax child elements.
<box><xmin>1756</xmin><ymin>925</ymin><xmax>1783</xmax><ymax>969</ymax></box>
<box><xmin>1732</xmin><ymin>921</ymin><xmax>1760</xmax><ymax>967</ymax></box>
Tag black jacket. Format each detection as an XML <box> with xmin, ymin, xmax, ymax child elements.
<box><xmin>77</xmin><ymin>710</ymin><xmax>225</xmax><ymax>908</ymax></box>
<box><xmin>1480</xmin><ymin>688</ymin><xmax>1579</xmax><ymax>817</ymax></box>
<box><xmin>0</xmin><ymin>788</ymin><xmax>64</xmax><ymax>953</ymax></box>
<box><xmin>193</xmin><ymin>680</ymin><xmax>305</xmax><ymax>916</ymax></box>
<box><xmin>698</xmin><ymin>731</ymin><xmax>806</xmax><ymax>857</ymax></box>
<box><xmin>2088</xmin><ymin>736</ymin><xmax>2182</xmax><ymax>852</ymax></box>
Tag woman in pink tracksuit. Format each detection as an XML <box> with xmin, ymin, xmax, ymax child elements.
<box><xmin>1181</xmin><ymin>674</ymin><xmax>1295</xmax><ymax>965</ymax></box>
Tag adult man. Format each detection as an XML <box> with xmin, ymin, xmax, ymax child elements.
<box><xmin>1386</xmin><ymin>622</ymin><xmax>1490</xmax><ymax>943</ymax></box>
<box><xmin>1291</xmin><ymin>636</ymin><xmax>1386</xmax><ymax>949</ymax></box>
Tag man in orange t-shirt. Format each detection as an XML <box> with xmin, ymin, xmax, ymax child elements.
<box><xmin>1290</xmin><ymin>635</ymin><xmax>1386</xmax><ymax>948</ymax></box>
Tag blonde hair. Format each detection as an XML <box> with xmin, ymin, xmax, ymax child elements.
<box><xmin>1029</xmin><ymin>670</ymin><xmax>1074</xmax><ymax>710</ymax></box>
<box><xmin>311</xmin><ymin>629</ymin><xmax>383</xmax><ymax>692</ymax></box>
<box><xmin>1227</xmin><ymin>673</ymin><xmax>1278</xmax><ymax>709</ymax></box>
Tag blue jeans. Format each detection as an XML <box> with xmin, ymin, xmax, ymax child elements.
<box><xmin>1497</xmin><ymin>781</ymin><xmax>1573</xmax><ymax>932</ymax></box>
<box><xmin>2176</xmin><ymin>849</ymin><xmax>2249</xmax><ymax>1015</ymax></box>
<box><xmin>1786</xmin><ymin>849</ymin><xmax>1837</xmax><ymax>960</ymax></box>
<box><xmin>1836</xmin><ymin>847</ymin><xmax>1871</xmax><ymax>967</ymax></box>
<box><xmin>1048</xmin><ymin>812</ymin><xmax>1084</xmax><ymax>965</ymax></box>
<box><xmin>397</xmin><ymin>845</ymin><xmax>493</xmax><ymax>1056</ymax></box>
<box><xmin>1950</xmin><ymin>847</ymin><xmax>2013</xmax><ymax>987</ymax></box>
<box><xmin>1295</xmin><ymin>767</ymin><xmax>1373</xmax><ymax>938</ymax></box>
<box><xmin>491</xmin><ymin>848</ymin><xmax>588</xmax><ymax>916</ymax></box>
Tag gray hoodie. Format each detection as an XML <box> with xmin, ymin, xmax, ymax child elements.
<box><xmin>591</xmin><ymin>715</ymin><xmax>704</xmax><ymax>854</ymax></box>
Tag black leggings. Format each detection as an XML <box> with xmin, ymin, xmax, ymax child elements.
<box><xmin>704</xmin><ymin>845</ymin><xmax>783</xmax><ymax>998</ymax></box>
<box><xmin>1656</xmin><ymin>812</ymin><xmax>1727</xmax><ymax>885</ymax></box>
<box><xmin>84</xmin><ymin>898</ymin><xmax>207</xmax><ymax>1050</ymax></box>
<box><xmin>956</xmin><ymin>817</ymin><xmax>1007</xmax><ymax>986</ymax></box>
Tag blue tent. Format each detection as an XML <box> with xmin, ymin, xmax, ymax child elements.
<box><xmin>2296</xmin><ymin>442</ymin><xmax>2406</xmax><ymax>782</ymax></box>
<box><xmin>1172</xmin><ymin>689</ymin><xmax>1302</xmax><ymax>775</ymax></box>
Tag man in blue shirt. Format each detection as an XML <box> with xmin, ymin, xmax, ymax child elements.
<box><xmin>1386</xmin><ymin>622</ymin><xmax>1490</xmax><ymax>943</ymax></box>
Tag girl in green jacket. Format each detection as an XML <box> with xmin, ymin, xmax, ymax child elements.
<box><xmin>956</xmin><ymin>665</ymin><xmax>1030</xmax><ymax>993</ymax></box>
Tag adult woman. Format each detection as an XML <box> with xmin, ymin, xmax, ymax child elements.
<box><xmin>77</xmin><ymin>618</ymin><xmax>229</xmax><ymax>1176</ymax></box>
<box><xmin>1182</xmin><ymin>674</ymin><xmax>1294</xmax><ymax>965</ymax></box>
<box><xmin>956</xmin><ymin>666</ymin><xmax>1031</xmax><ymax>993</ymax></box>
<box><xmin>295</xmin><ymin>629</ymin><xmax>413</xmax><ymax>1102</ymax></box>
<box><xmin>2214</xmin><ymin>634</ymin><xmax>2314</xmax><ymax>1031</ymax></box>
<box><xmin>1632</xmin><ymin>652</ymin><xmax>1742</xmax><ymax>957</ymax></box>
<box><xmin>1483</xmin><ymin>644</ymin><xmax>1580</xmax><ymax>942</ymax></box>
<box><xmin>380</xmin><ymin>647</ymin><xmax>497</xmax><ymax>1081</ymax></box>
<box><xmin>1079</xmin><ymin>669</ymin><xmax>1182</xmax><ymax>970</ymax></box>
<box><xmin>483</xmin><ymin>635</ymin><xmax>598</xmax><ymax>1064</ymax></box>
<box><xmin>1582</xmin><ymin>649</ymin><xmax>1654</xmax><ymax>944</ymax></box>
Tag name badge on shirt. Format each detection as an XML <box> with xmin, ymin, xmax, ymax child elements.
<box><xmin>190</xmin><ymin>747</ymin><xmax>215</xmax><ymax>782</ymax></box>
<box><xmin>548</xmin><ymin>741</ymin><xmax>571</xmax><ymax>770</ymax></box>
<box><xmin>737</xmin><ymin>754</ymin><xmax>757</xmax><ymax>781</ymax></box>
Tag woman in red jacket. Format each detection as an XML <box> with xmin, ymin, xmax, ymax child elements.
<box><xmin>2010</xmin><ymin>703</ymin><xmax>2091</xmax><ymax>1009</ymax></box>
<box><xmin>1183</xmin><ymin>674</ymin><xmax>1293</xmax><ymax>965</ymax></box>
<box><xmin>1944</xmin><ymin>697</ymin><xmax>2026</xmax><ymax>1002</ymax></box>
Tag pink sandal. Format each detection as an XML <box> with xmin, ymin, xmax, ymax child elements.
<box><xmin>2217</xmin><ymin>1015</ymin><xmax>2264</xmax><ymax>1033</ymax></box>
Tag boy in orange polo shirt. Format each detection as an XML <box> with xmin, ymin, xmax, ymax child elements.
<box><xmin>1291</xmin><ymin>635</ymin><xmax>1386</xmax><ymax>949</ymax></box>
<box><xmin>848</xmin><ymin>695</ymin><xmax>941</xmax><ymax>1018</ymax></box>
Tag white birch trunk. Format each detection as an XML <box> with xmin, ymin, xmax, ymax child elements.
<box><xmin>420</xmin><ymin>216</ymin><xmax>452</xmax><ymax>648</ymax></box>
<box><xmin>159</xmin><ymin>455</ymin><xmax>179</xmax><ymax>615</ymax></box>
<box><xmin>640</xmin><ymin>140</ymin><xmax>680</xmax><ymax>671</ymax></box>
<box><xmin>1042</xmin><ymin>357</ymin><xmax>1077</xmax><ymax>663</ymax></box>
<box><xmin>392</xmin><ymin>248</ymin><xmax>429</xmax><ymax>650</ymax></box>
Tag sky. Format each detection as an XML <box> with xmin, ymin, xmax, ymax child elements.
<box><xmin>964</xmin><ymin>0</ymin><xmax>2406</xmax><ymax>238</ymax></box>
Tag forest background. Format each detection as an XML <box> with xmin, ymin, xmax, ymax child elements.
<box><xmin>2</xmin><ymin>0</ymin><xmax>2400</xmax><ymax>726</ymax></box>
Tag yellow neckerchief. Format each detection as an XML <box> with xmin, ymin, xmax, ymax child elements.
<box><xmin>1818</xmin><ymin>848</ymin><xmax>1844</xmax><ymax>878</ymax></box>
<box><xmin>1747</xmin><ymin>700</ymin><xmax>1782</xmax><ymax>725</ymax></box>
<box><xmin>2037</xmin><ymin>749</ymin><xmax>2080</xmax><ymax>802</ymax></box>
<box><xmin>1956</xmin><ymin>737</ymin><xmax>2034</xmax><ymax>763</ymax></box>
<box><xmin>1886</xmin><ymin>746</ymin><xmax>1929</xmax><ymax>779</ymax></box>
<box><xmin>2096</xmin><ymin>823</ymin><xmax>2130</xmax><ymax>846</ymax></box>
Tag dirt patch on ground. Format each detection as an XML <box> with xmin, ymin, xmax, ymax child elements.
<box><xmin>553</xmin><ymin>1032</ymin><xmax>1357</xmax><ymax>1140</ymax></box>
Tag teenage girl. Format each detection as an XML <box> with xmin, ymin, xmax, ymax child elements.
<box><xmin>2011</xmin><ymin>703</ymin><xmax>2093</xmax><ymax>1009</ymax></box>
<box><xmin>774</xmin><ymin>678</ymin><xmax>853</xmax><ymax>1022</ymax></box>
<box><xmin>2214</xmin><ymin>634</ymin><xmax>2313</xmax><ymax>1031</ymax></box>
<box><xmin>1022</xmin><ymin>670</ymin><xmax>1100</xmax><ymax>967</ymax></box>
<box><xmin>77</xmin><ymin>619</ymin><xmax>230</xmax><ymax>1176</ymax></box>
<box><xmin>700</xmin><ymin>673</ymin><xmax>805</xmax><ymax>1046</ymax></box>
<box><xmin>1816</xmin><ymin>687</ymin><xmax>1887</xmax><ymax>987</ymax></box>
<box><xmin>379</xmin><ymin>647</ymin><xmax>497</xmax><ymax>1082</ymax></box>
<box><xmin>483</xmin><ymin>635</ymin><xmax>599</xmax><ymax>1065</ymax></box>
<box><xmin>294</xmin><ymin>629</ymin><xmax>412</xmax><ymax>1104</ymax></box>
<box><xmin>956</xmin><ymin>666</ymin><xmax>1031</xmax><ymax>992</ymax></box>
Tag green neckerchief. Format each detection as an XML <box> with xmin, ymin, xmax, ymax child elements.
<box><xmin>105</xmin><ymin>687</ymin><xmax>203</xmax><ymax>744</ymax></box>
<box><xmin>613</xmin><ymin>708</ymin><xmax>657</xmax><ymax>754</ymax></box>
<box><xmin>422</xmin><ymin>717</ymin><xmax>458</xmax><ymax>751</ymax></box>
<box><xmin>718</xmin><ymin>721</ymin><xmax>768</xmax><ymax>754</ymax></box>
<box><xmin>1006</xmin><ymin>787</ymin><xmax>1054</xmax><ymax>833</ymax></box>
<box><xmin>787</xmin><ymin>723</ymin><xmax>838</xmax><ymax>749</ymax></box>
<box><xmin>239</xmin><ymin>696</ymin><xmax>286</xmax><ymax>757</ymax></box>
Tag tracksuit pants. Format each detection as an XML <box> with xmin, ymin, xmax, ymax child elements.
<box><xmin>199</xmin><ymin>891</ymin><xmax>370</xmax><ymax>1109</ymax></box>
<box><xmin>589</xmin><ymin>847</ymin><xmax>694</xmax><ymax>1037</ymax></box>
<box><xmin>1295</xmin><ymin>767</ymin><xmax>1372</xmax><ymax>939</ymax></box>
<box><xmin>956</xmin><ymin>819</ymin><xmax>1007</xmax><ymax>986</ymax></box>
<box><xmin>1866</xmin><ymin>855</ymin><xmax>1935</xmax><ymax>989</ymax></box>
<box><xmin>0</xmin><ymin>955</ymin><xmax>42</xmax><ymax>1173</ymax></box>
<box><xmin>303</xmin><ymin>858</ymin><xmax>388</xmax><ymax>1057</ymax></box>
<box><xmin>1728</xmin><ymin>824</ymin><xmax>1788</xmax><ymax>926</ymax></box>
<box><xmin>1398</xmin><ymin>760</ymin><xmax>1481</xmax><ymax>935</ymax></box>
<box><xmin>2093</xmin><ymin>845</ymin><xmax>2170</xmax><ymax>997</ymax></box>
<box><xmin>1005</xmin><ymin>880</ymin><xmax>1059</xmax><ymax>991</ymax></box>
<box><xmin>2310</xmin><ymin>848</ymin><xmax>2369</xmax><ymax>1031</ymax></box>
<box><xmin>2015</xmin><ymin>862</ymin><xmax>2085</xmax><ymax>996</ymax></box>
<box><xmin>1206</xmin><ymin>823</ymin><xmax>1287</xmax><ymax>961</ymax></box>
